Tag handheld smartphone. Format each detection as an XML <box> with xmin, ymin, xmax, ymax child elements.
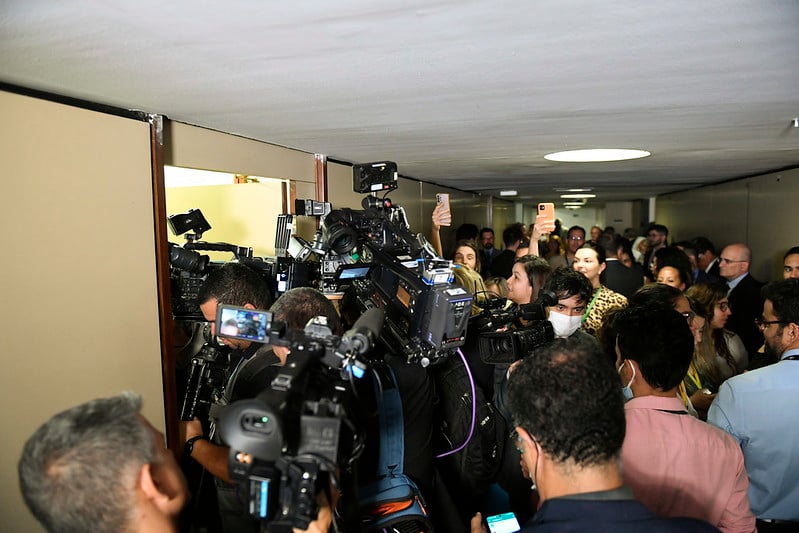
<box><xmin>436</xmin><ymin>193</ymin><xmax>452</xmax><ymax>226</ymax></box>
<box><xmin>215</xmin><ymin>304</ymin><xmax>271</xmax><ymax>343</ymax></box>
<box><xmin>536</xmin><ymin>202</ymin><xmax>556</xmax><ymax>232</ymax></box>
<box><xmin>486</xmin><ymin>512</ymin><xmax>521</xmax><ymax>533</ymax></box>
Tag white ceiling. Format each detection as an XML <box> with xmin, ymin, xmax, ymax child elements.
<box><xmin>2</xmin><ymin>0</ymin><xmax>798</xmax><ymax>205</ymax></box>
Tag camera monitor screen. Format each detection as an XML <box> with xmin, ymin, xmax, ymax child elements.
<box><xmin>334</xmin><ymin>264</ymin><xmax>375</xmax><ymax>281</ymax></box>
<box><xmin>215</xmin><ymin>304</ymin><xmax>270</xmax><ymax>343</ymax></box>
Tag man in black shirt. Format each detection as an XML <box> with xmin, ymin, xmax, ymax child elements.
<box><xmin>180</xmin><ymin>263</ymin><xmax>274</xmax><ymax>533</ymax></box>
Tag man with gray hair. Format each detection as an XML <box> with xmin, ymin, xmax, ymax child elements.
<box><xmin>719</xmin><ymin>243</ymin><xmax>764</xmax><ymax>362</ymax></box>
<box><xmin>18</xmin><ymin>392</ymin><xmax>188</xmax><ymax>533</ymax></box>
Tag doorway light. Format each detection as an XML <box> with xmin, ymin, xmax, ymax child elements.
<box><xmin>544</xmin><ymin>149</ymin><xmax>651</xmax><ymax>162</ymax></box>
<box><xmin>165</xmin><ymin>166</ymin><xmax>238</xmax><ymax>188</ymax></box>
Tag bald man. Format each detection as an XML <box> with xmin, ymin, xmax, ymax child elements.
<box><xmin>719</xmin><ymin>243</ymin><xmax>764</xmax><ymax>365</ymax></box>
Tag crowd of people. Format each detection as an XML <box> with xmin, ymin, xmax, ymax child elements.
<box><xmin>17</xmin><ymin>212</ymin><xmax>799</xmax><ymax>533</ymax></box>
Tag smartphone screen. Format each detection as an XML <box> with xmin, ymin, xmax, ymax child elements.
<box><xmin>216</xmin><ymin>304</ymin><xmax>271</xmax><ymax>343</ymax></box>
<box><xmin>486</xmin><ymin>512</ymin><xmax>521</xmax><ymax>533</ymax></box>
<box><xmin>436</xmin><ymin>193</ymin><xmax>452</xmax><ymax>226</ymax></box>
<box><xmin>536</xmin><ymin>202</ymin><xmax>556</xmax><ymax>232</ymax></box>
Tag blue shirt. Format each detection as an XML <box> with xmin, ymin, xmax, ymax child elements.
<box><xmin>707</xmin><ymin>349</ymin><xmax>799</xmax><ymax>520</ymax></box>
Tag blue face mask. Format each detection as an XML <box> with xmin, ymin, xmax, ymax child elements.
<box><xmin>618</xmin><ymin>360</ymin><xmax>636</xmax><ymax>401</ymax></box>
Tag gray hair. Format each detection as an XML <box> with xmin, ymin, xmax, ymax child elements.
<box><xmin>18</xmin><ymin>392</ymin><xmax>156</xmax><ymax>533</ymax></box>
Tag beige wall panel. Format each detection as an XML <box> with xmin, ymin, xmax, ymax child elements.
<box><xmin>604</xmin><ymin>202</ymin><xmax>634</xmax><ymax>233</ymax></box>
<box><xmin>0</xmin><ymin>91</ymin><xmax>163</xmax><ymax>532</ymax></box>
<box><xmin>744</xmin><ymin>169</ymin><xmax>799</xmax><ymax>281</ymax></box>
<box><xmin>327</xmin><ymin>161</ymin><xmax>363</xmax><ymax>209</ymax></box>
<box><xmin>166</xmin><ymin>181</ymin><xmax>285</xmax><ymax>258</ymax></box>
<box><xmin>657</xmin><ymin>169</ymin><xmax>799</xmax><ymax>282</ymax></box>
<box><xmin>657</xmin><ymin>180</ymin><xmax>748</xmax><ymax>247</ymax></box>
<box><xmin>165</xmin><ymin>121</ymin><xmax>316</xmax><ymax>183</ymax></box>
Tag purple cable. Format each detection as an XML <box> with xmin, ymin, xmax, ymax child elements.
<box><xmin>435</xmin><ymin>347</ymin><xmax>477</xmax><ymax>458</ymax></box>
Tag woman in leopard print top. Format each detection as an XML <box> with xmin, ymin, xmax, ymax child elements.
<box><xmin>573</xmin><ymin>243</ymin><xmax>628</xmax><ymax>336</ymax></box>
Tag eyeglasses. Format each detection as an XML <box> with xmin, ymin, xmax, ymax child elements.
<box><xmin>568</xmin><ymin>235</ymin><xmax>585</xmax><ymax>241</ymax></box>
<box><xmin>719</xmin><ymin>257</ymin><xmax>746</xmax><ymax>264</ymax></box>
<box><xmin>717</xmin><ymin>302</ymin><xmax>730</xmax><ymax>312</ymax></box>
<box><xmin>755</xmin><ymin>318</ymin><xmax>789</xmax><ymax>331</ymax></box>
<box><xmin>681</xmin><ymin>310</ymin><xmax>696</xmax><ymax>323</ymax></box>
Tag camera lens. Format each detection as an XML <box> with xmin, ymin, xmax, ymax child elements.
<box><xmin>169</xmin><ymin>244</ymin><xmax>210</xmax><ymax>274</ymax></box>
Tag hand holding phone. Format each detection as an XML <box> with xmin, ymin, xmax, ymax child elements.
<box><xmin>486</xmin><ymin>512</ymin><xmax>521</xmax><ymax>533</ymax></box>
<box><xmin>536</xmin><ymin>202</ymin><xmax>556</xmax><ymax>234</ymax></box>
<box><xmin>434</xmin><ymin>193</ymin><xmax>452</xmax><ymax>227</ymax></box>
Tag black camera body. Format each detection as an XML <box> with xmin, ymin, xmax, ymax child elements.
<box><xmin>218</xmin><ymin>307</ymin><xmax>382</xmax><ymax>531</ymax></box>
<box><xmin>476</xmin><ymin>292</ymin><xmax>557</xmax><ymax>364</ymax></box>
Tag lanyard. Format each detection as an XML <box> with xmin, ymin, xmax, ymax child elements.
<box><xmin>581</xmin><ymin>286</ymin><xmax>602</xmax><ymax>324</ymax></box>
<box><xmin>685</xmin><ymin>363</ymin><xmax>702</xmax><ymax>390</ymax></box>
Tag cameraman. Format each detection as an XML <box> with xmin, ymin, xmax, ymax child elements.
<box><xmin>180</xmin><ymin>263</ymin><xmax>275</xmax><ymax>533</ymax></box>
<box><xmin>493</xmin><ymin>266</ymin><xmax>597</xmax><ymax>524</ymax></box>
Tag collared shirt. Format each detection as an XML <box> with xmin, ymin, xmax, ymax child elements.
<box><xmin>705</xmin><ymin>257</ymin><xmax>720</xmax><ymax>274</ymax></box>
<box><xmin>622</xmin><ymin>395</ymin><xmax>755</xmax><ymax>532</ymax></box>
<box><xmin>726</xmin><ymin>272</ymin><xmax>748</xmax><ymax>294</ymax></box>
<box><xmin>708</xmin><ymin>349</ymin><xmax>799</xmax><ymax>520</ymax></box>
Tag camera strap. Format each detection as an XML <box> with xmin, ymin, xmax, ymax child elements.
<box><xmin>358</xmin><ymin>365</ymin><xmax>432</xmax><ymax>532</ymax></box>
<box><xmin>374</xmin><ymin>366</ymin><xmax>403</xmax><ymax>476</ymax></box>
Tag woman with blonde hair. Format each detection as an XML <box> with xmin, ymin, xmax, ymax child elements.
<box><xmin>684</xmin><ymin>281</ymin><xmax>747</xmax><ymax>394</ymax></box>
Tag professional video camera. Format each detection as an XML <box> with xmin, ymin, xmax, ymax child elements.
<box><xmin>216</xmin><ymin>304</ymin><xmax>384</xmax><ymax>531</ymax></box>
<box><xmin>167</xmin><ymin>208</ymin><xmax>276</xmax><ymax>319</ymax></box>
<box><xmin>477</xmin><ymin>291</ymin><xmax>557</xmax><ymax>364</ymax></box>
<box><xmin>319</xmin><ymin>162</ymin><xmax>473</xmax><ymax>366</ymax></box>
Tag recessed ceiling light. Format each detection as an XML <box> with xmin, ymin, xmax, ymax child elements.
<box><xmin>499</xmin><ymin>190</ymin><xmax>518</xmax><ymax>196</ymax></box>
<box><xmin>545</xmin><ymin>149</ymin><xmax>651</xmax><ymax>162</ymax></box>
<box><xmin>563</xmin><ymin>201</ymin><xmax>585</xmax><ymax>206</ymax></box>
<box><xmin>564</xmin><ymin>205</ymin><xmax>582</xmax><ymax>209</ymax></box>
<box><xmin>560</xmin><ymin>193</ymin><xmax>596</xmax><ymax>199</ymax></box>
<box><xmin>554</xmin><ymin>188</ymin><xmax>593</xmax><ymax>192</ymax></box>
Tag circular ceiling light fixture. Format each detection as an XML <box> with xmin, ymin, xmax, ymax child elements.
<box><xmin>544</xmin><ymin>149</ymin><xmax>651</xmax><ymax>162</ymax></box>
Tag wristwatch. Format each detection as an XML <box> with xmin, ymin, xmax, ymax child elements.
<box><xmin>184</xmin><ymin>435</ymin><xmax>206</xmax><ymax>457</ymax></box>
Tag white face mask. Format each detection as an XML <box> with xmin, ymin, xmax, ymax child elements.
<box><xmin>549</xmin><ymin>310</ymin><xmax>582</xmax><ymax>338</ymax></box>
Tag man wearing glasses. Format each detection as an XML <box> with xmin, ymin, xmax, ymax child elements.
<box><xmin>709</xmin><ymin>279</ymin><xmax>799</xmax><ymax>530</ymax></box>
<box><xmin>718</xmin><ymin>243</ymin><xmax>764</xmax><ymax>362</ymax></box>
<box><xmin>547</xmin><ymin>225</ymin><xmax>585</xmax><ymax>270</ymax></box>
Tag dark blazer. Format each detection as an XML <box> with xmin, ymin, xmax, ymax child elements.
<box><xmin>695</xmin><ymin>268</ymin><xmax>721</xmax><ymax>285</ymax></box>
<box><xmin>726</xmin><ymin>273</ymin><xmax>765</xmax><ymax>359</ymax></box>
<box><xmin>490</xmin><ymin>249</ymin><xmax>516</xmax><ymax>279</ymax></box>
<box><xmin>706</xmin><ymin>258</ymin><xmax>721</xmax><ymax>279</ymax></box>
<box><xmin>523</xmin><ymin>495</ymin><xmax>718</xmax><ymax>532</ymax></box>
<box><xmin>601</xmin><ymin>259</ymin><xmax>645</xmax><ymax>298</ymax></box>
<box><xmin>480</xmin><ymin>247</ymin><xmax>497</xmax><ymax>278</ymax></box>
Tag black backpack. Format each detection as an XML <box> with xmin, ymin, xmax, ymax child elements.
<box><xmin>432</xmin><ymin>352</ymin><xmax>506</xmax><ymax>499</ymax></box>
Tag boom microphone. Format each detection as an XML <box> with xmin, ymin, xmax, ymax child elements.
<box><xmin>340</xmin><ymin>308</ymin><xmax>385</xmax><ymax>356</ymax></box>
